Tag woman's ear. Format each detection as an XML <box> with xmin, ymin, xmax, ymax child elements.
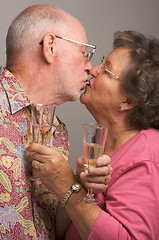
<box><xmin>41</xmin><ymin>33</ymin><xmax>56</xmax><ymax>64</ymax></box>
<box><xmin>119</xmin><ymin>98</ymin><xmax>136</xmax><ymax>111</ymax></box>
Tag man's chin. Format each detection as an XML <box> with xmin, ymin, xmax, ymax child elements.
<box><xmin>68</xmin><ymin>91</ymin><xmax>81</xmax><ymax>102</ymax></box>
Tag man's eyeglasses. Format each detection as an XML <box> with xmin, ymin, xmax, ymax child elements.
<box><xmin>39</xmin><ymin>35</ymin><xmax>96</xmax><ymax>62</ymax></box>
<box><xmin>98</xmin><ymin>56</ymin><xmax>121</xmax><ymax>81</ymax></box>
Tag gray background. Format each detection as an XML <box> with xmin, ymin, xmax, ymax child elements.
<box><xmin>0</xmin><ymin>0</ymin><xmax>159</xmax><ymax>171</ymax></box>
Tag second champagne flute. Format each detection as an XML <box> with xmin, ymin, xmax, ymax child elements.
<box><xmin>81</xmin><ymin>123</ymin><xmax>108</xmax><ymax>204</ymax></box>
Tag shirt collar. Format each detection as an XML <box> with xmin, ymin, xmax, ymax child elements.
<box><xmin>0</xmin><ymin>66</ymin><xmax>31</xmax><ymax>114</ymax></box>
<box><xmin>0</xmin><ymin>66</ymin><xmax>59</xmax><ymax>131</ymax></box>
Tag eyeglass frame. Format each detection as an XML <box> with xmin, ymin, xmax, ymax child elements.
<box><xmin>39</xmin><ymin>35</ymin><xmax>96</xmax><ymax>62</ymax></box>
<box><xmin>98</xmin><ymin>56</ymin><xmax>121</xmax><ymax>81</ymax></box>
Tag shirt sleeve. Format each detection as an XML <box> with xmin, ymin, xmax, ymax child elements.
<box><xmin>88</xmin><ymin>210</ymin><xmax>131</xmax><ymax>240</ymax></box>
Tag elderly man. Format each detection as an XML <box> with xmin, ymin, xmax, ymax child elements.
<box><xmin>0</xmin><ymin>4</ymin><xmax>111</xmax><ymax>239</ymax></box>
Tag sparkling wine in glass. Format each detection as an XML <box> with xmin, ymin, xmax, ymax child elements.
<box><xmin>29</xmin><ymin>103</ymin><xmax>55</xmax><ymax>181</ymax></box>
<box><xmin>81</xmin><ymin>123</ymin><xmax>108</xmax><ymax>204</ymax></box>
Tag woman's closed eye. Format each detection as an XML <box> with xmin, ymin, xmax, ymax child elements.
<box><xmin>104</xmin><ymin>68</ymin><xmax>112</xmax><ymax>78</ymax></box>
<box><xmin>100</xmin><ymin>56</ymin><xmax>111</xmax><ymax>77</ymax></box>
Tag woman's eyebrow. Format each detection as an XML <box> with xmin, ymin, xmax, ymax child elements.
<box><xmin>105</xmin><ymin>59</ymin><xmax>112</xmax><ymax>69</ymax></box>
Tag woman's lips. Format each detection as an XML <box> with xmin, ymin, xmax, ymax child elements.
<box><xmin>85</xmin><ymin>80</ymin><xmax>91</xmax><ymax>88</ymax></box>
<box><xmin>81</xmin><ymin>81</ymin><xmax>87</xmax><ymax>90</ymax></box>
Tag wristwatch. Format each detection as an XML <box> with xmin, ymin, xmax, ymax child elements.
<box><xmin>62</xmin><ymin>183</ymin><xmax>82</xmax><ymax>208</ymax></box>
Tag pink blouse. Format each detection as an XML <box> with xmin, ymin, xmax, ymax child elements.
<box><xmin>65</xmin><ymin>128</ymin><xmax>159</xmax><ymax>240</ymax></box>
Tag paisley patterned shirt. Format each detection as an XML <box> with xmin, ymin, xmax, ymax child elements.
<box><xmin>0</xmin><ymin>66</ymin><xmax>70</xmax><ymax>239</ymax></box>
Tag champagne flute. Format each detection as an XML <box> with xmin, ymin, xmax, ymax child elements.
<box><xmin>81</xmin><ymin>123</ymin><xmax>108</xmax><ymax>204</ymax></box>
<box><xmin>29</xmin><ymin>103</ymin><xmax>56</xmax><ymax>181</ymax></box>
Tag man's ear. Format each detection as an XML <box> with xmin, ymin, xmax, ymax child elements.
<box><xmin>41</xmin><ymin>33</ymin><xmax>56</xmax><ymax>64</ymax></box>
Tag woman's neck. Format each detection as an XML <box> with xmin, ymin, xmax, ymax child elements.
<box><xmin>91</xmin><ymin>110</ymin><xmax>140</xmax><ymax>155</ymax></box>
<box><xmin>104</xmin><ymin>128</ymin><xmax>139</xmax><ymax>155</ymax></box>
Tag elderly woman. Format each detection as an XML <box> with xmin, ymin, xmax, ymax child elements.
<box><xmin>29</xmin><ymin>31</ymin><xmax>159</xmax><ymax>239</ymax></box>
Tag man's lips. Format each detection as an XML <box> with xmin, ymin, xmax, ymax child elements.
<box><xmin>81</xmin><ymin>78</ymin><xmax>92</xmax><ymax>90</ymax></box>
<box><xmin>81</xmin><ymin>81</ymin><xmax>89</xmax><ymax>90</ymax></box>
<box><xmin>85</xmin><ymin>80</ymin><xmax>90</xmax><ymax>87</ymax></box>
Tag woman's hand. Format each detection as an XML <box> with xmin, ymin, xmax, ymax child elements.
<box><xmin>76</xmin><ymin>155</ymin><xmax>112</xmax><ymax>194</ymax></box>
<box><xmin>28</xmin><ymin>143</ymin><xmax>112</xmax><ymax>198</ymax></box>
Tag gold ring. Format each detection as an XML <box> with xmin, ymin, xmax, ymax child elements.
<box><xmin>35</xmin><ymin>161</ymin><xmax>40</xmax><ymax>171</ymax></box>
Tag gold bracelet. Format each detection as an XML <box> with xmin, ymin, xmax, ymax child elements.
<box><xmin>62</xmin><ymin>183</ymin><xmax>82</xmax><ymax>208</ymax></box>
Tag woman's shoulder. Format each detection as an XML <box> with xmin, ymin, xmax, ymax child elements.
<box><xmin>141</xmin><ymin>127</ymin><xmax>159</xmax><ymax>135</ymax></box>
<box><xmin>139</xmin><ymin>128</ymin><xmax>159</xmax><ymax>160</ymax></box>
<box><xmin>110</xmin><ymin>128</ymin><xmax>159</xmax><ymax>170</ymax></box>
<box><xmin>140</xmin><ymin>128</ymin><xmax>159</xmax><ymax>144</ymax></box>
<box><xmin>109</xmin><ymin>128</ymin><xmax>159</xmax><ymax>186</ymax></box>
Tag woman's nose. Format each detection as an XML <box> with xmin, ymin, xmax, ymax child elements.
<box><xmin>89</xmin><ymin>63</ymin><xmax>101</xmax><ymax>77</ymax></box>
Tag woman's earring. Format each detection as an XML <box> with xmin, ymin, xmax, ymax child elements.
<box><xmin>119</xmin><ymin>105</ymin><xmax>122</xmax><ymax>110</ymax></box>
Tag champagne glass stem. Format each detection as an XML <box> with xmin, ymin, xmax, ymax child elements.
<box><xmin>83</xmin><ymin>188</ymin><xmax>100</xmax><ymax>204</ymax></box>
<box><xmin>86</xmin><ymin>188</ymin><xmax>94</xmax><ymax>200</ymax></box>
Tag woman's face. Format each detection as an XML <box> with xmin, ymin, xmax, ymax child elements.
<box><xmin>80</xmin><ymin>46</ymin><xmax>131</xmax><ymax>117</ymax></box>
